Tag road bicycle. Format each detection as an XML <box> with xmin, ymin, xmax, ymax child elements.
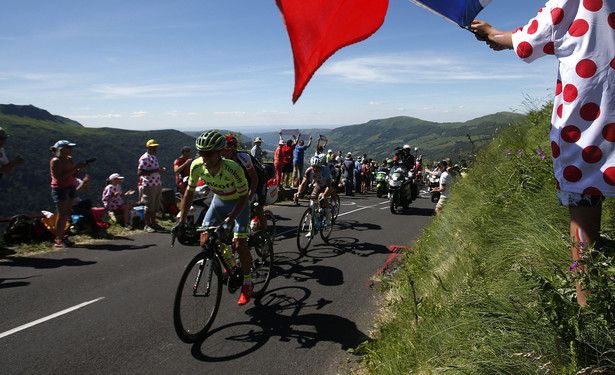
<box><xmin>171</xmin><ymin>224</ymin><xmax>274</xmax><ymax>343</ymax></box>
<box><xmin>296</xmin><ymin>195</ymin><xmax>333</xmax><ymax>254</ymax></box>
<box><xmin>249</xmin><ymin>201</ymin><xmax>276</xmax><ymax>243</ymax></box>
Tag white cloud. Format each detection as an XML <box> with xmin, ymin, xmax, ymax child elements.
<box><xmin>320</xmin><ymin>53</ymin><xmax>546</xmax><ymax>84</ymax></box>
<box><xmin>130</xmin><ymin>111</ymin><xmax>148</xmax><ymax>118</ymax></box>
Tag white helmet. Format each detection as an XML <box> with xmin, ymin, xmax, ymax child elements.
<box><xmin>403</xmin><ymin>144</ymin><xmax>411</xmax><ymax>150</ymax></box>
<box><xmin>310</xmin><ymin>154</ymin><xmax>325</xmax><ymax>167</ymax></box>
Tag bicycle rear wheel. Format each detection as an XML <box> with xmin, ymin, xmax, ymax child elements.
<box><xmin>320</xmin><ymin>206</ymin><xmax>333</xmax><ymax>243</ymax></box>
<box><xmin>173</xmin><ymin>252</ymin><xmax>222</xmax><ymax>343</ymax></box>
<box><xmin>263</xmin><ymin>210</ymin><xmax>276</xmax><ymax>243</ymax></box>
<box><xmin>247</xmin><ymin>230</ymin><xmax>274</xmax><ymax>298</ymax></box>
<box><xmin>296</xmin><ymin>209</ymin><xmax>314</xmax><ymax>254</ymax></box>
<box><xmin>331</xmin><ymin>194</ymin><xmax>341</xmax><ymax>222</ymax></box>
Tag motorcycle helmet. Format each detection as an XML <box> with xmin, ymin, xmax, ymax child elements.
<box><xmin>195</xmin><ymin>130</ymin><xmax>226</xmax><ymax>152</ymax></box>
<box><xmin>403</xmin><ymin>144</ymin><xmax>411</xmax><ymax>151</ymax></box>
<box><xmin>310</xmin><ymin>154</ymin><xmax>325</xmax><ymax>167</ymax></box>
<box><xmin>225</xmin><ymin>135</ymin><xmax>238</xmax><ymax>148</ymax></box>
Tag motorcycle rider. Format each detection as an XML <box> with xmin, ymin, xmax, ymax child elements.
<box><xmin>294</xmin><ymin>154</ymin><xmax>333</xmax><ymax>224</ymax></box>
<box><xmin>395</xmin><ymin>145</ymin><xmax>416</xmax><ymax>171</ymax></box>
<box><xmin>395</xmin><ymin>145</ymin><xmax>419</xmax><ymax>200</ymax></box>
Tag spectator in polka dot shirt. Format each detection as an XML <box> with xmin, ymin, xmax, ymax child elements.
<box><xmin>471</xmin><ymin>0</ymin><xmax>615</xmax><ymax>306</ymax></box>
<box><xmin>138</xmin><ymin>139</ymin><xmax>167</xmax><ymax>233</ymax></box>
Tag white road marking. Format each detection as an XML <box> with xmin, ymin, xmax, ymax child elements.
<box><xmin>0</xmin><ymin>297</ymin><xmax>105</xmax><ymax>339</ymax></box>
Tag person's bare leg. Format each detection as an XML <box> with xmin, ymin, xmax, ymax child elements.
<box><xmin>569</xmin><ymin>205</ymin><xmax>602</xmax><ymax>306</ymax></box>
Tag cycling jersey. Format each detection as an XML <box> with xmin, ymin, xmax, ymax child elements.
<box><xmin>304</xmin><ymin>165</ymin><xmax>331</xmax><ymax>187</ymax></box>
<box><xmin>187</xmin><ymin>158</ymin><xmax>248</xmax><ymax>200</ymax></box>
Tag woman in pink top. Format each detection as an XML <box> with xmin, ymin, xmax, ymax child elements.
<box><xmin>50</xmin><ymin>140</ymin><xmax>87</xmax><ymax>248</ymax></box>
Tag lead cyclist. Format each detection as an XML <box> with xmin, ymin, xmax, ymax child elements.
<box><xmin>294</xmin><ymin>154</ymin><xmax>332</xmax><ymax>225</ymax></box>
<box><xmin>174</xmin><ymin>130</ymin><xmax>254</xmax><ymax>306</ymax></box>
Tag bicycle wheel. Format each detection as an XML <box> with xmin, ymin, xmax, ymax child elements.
<box><xmin>247</xmin><ymin>230</ymin><xmax>274</xmax><ymax>298</ymax></box>
<box><xmin>320</xmin><ymin>206</ymin><xmax>333</xmax><ymax>243</ymax></box>
<box><xmin>173</xmin><ymin>252</ymin><xmax>223</xmax><ymax>343</ymax></box>
<box><xmin>263</xmin><ymin>210</ymin><xmax>276</xmax><ymax>243</ymax></box>
<box><xmin>296</xmin><ymin>209</ymin><xmax>314</xmax><ymax>254</ymax></box>
<box><xmin>331</xmin><ymin>194</ymin><xmax>341</xmax><ymax>222</ymax></box>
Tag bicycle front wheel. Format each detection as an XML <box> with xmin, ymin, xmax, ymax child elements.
<box><xmin>320</xmin><ymin>206</ymin><xmax>333</xmax><ymax>243</ymax></box>
<box><xmin>173</xmin><ymin>252</ymin><xmax>223</xmax><ymax>343</ymax></box>
<box><xmin>248</xmin><ymin>230</ymin><xmax>274</xmax><ymax>298</ymax></box>
<box><xmin>296</xmin><ymin>209</ymin><xmax>314</xmax><ymax>254</ymax></box>
<box><xmin>263</xmin><ymin>210</ymin><xmax>276</xmax><ymax>243</ymax></box>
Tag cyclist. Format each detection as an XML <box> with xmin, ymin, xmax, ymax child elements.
<box><xmin>294</xmin><ymin>154</ymin><xmax>332</xmax><ymax>224</ymax></box>
<box><xmin>175</xmin><ymin>130</ymin><xmax>253</xmax><ymax>305</ymax></box>
<box><xmin>221</xmin><ymin>135</ymin><xmax>268</xmax><ymax>233</ymax></box>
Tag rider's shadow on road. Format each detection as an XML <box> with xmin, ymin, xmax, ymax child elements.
<box><xmin>335</xmin><ymin>220</ymin><xmax>381</xmax><ymax>232</ymax></box>
<box><xmin>190</xmin><ymin>286</ymin><xmax>371</xmax><ymax>362</ymax></box>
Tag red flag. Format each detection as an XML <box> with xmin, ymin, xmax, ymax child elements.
<box><xmin>276</xmin><ymin>0</ymin><xmax>389</xmax><ymax>103</ymax></box>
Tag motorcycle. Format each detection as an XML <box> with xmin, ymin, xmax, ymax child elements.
<box><xmin>387</xmin><ymin>165</ymin><xmax>418</xmax><ymax>214</ymax></box>
<box><xmin>175</xmin><ymin>184</ymin><xmax>212</xmax><ymax>246</ymax></box>
<box><xmin>427</xmin><ymin>173</ymin><xmax>440</xmax><ymax>203</ymax></box>
<box><xmin>375</xmin><ymin>168</ymin><xmax>389</xmax><ymax>198</ymax></box>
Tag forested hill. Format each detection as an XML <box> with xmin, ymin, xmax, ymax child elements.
<box><xmin>0</xmin><ymin>104</ymin><xmax>524</xmax><ymax>216</ymax></box>
<box><xmin>246</xmin><ymin>112</ymin><xmax>525</xmax><ymax>164</ymax></box>
<box><xmin>0</xmin><ymin>106</ymin><xmax>196</xmax><ymax>216</ymax></box>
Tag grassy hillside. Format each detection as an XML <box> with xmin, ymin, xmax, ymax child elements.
<box><xmin>359</xmin><ymin>104</ymin><xmax>615</xmax><ymax>373</ymax></box>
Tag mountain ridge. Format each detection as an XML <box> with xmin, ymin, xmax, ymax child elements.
<box><xmin>0</xmin><ymin>104</ymin><xmax>524</xmax><ymax>216</ymax></box>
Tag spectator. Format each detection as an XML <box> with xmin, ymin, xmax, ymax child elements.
<box><xmin>315</xmin><ymin>136</ymin><xmax>328</xmax><ymax>155</ymax></box>
<box><xmin>279</xmin><ymin>131</ymin><xmax>298</xmax><ymax>189</ymax></box>
<box><xmin>335</xmin><ymin>150</ymin><xmax>344</xmax><ymax>165</ymax></box>
<box><xmin>326</xmin><ymin>149</ymin><xmax>335</xmax><ymax>163</ymax></box>
<box><xmin>49</xmin><ymin>140</ymin><xmax>87</xmax><ymax>247</ymax></box>
<box><xmin>102</xmin><ymin>173</ymin><xmax>136</xmax><ymax>230</ymax></box>
<box><xmin>292</xmin><ymin>135</ymin><xmax>312</xmax><ymax>188</ymax></box>
<box><xmin>431</xmin><ymin>161</ymin><xmax>450</xmax><ymax>216</ymax></box>
<box><xmin>251</xmin><ymin>137</ymin><xmax>267</xmax><ymax>163</ymax></box>
<box><xmin>471</xmin><ymin>2</ymin><xmax>615</xmax><ymax>305</ymax></box>
<box><xmin>72</xmin><ymin>173</ymin><xmax>102</xmax><ymax>238</ymax></box>
<box><xmin>354</xmin><ymin>156</ymin><xmax>363</xmax><ymax>194</ymax></box>
<box><xmin>138</xmin><ymin>139</ymin><xmax>166</xmax><ymax>233</ymax></box>
<box><xmin>342</xmin><ymin>153</ymin><xmax>355</xmax><ymax>196</ymax></box>
<box><xmin>0</xmin><ymin>127</ymin><xmax>24</xmax><ymax>178</ymax></box>
<box><xmin>174</xmin><ymin>146</ymin><xmax>192</xmax><ymax>196</ymax></box>
<box><xmin>274</xmin><ymin>139</ymin><xmax>284</xmax><ymax>189</ymax></box>
<box><xmin>362</xmin><ymin>158</ymin><xmax>373</xmax><ymax>193</ymax></box>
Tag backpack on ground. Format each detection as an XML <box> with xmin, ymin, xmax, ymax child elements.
<box><xmin>3</xmin><ymin>215</ymin><xmax>54</xmax><ymax>244</ymax></box>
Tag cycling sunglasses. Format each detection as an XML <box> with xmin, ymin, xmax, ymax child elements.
<box><xmin>199</xmin><ymin>150</ymin><xmax>218</xmax><ymax>157</ymax></box>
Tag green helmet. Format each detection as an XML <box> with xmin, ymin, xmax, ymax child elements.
<box><xmin>195</xmin><ymin>130</ymin><xmax>226</xmax><ymax>152</ymax></box>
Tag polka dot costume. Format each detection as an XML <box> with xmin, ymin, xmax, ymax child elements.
<box><xmin>511</xmin><ymin>0</ymin><xmax>615</xmax><ymax>196</ymax></box>
<box><xmin>138</xmin><ymin>152</ymin><xmax>162</xmax><ymax>187</ymax></box>
<box><xmin>102</xmin><ymin>184</ymin><xmax>126</xmax><ymax>211</ymax></box>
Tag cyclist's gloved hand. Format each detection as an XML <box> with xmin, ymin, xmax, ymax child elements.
<box><xmin>172</xmin><ymin>222</ymin><xmax>186</xmax><ymax>235</ymax></box>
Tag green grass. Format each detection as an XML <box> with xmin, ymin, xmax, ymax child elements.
<box><xmin>358</xmin><ymin>104</ymin><xmax>615</xmax><ymax>374</ymax></box>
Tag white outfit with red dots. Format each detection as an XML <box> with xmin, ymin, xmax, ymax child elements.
<box><xmin>511</xmin><ymin>0</ymin><xmax>615</xmax><ymax>196</ymax></box>
<box><xmin>138</xmin><ymin>152</ymin><xmax>162</xmax><ymax>187</ymax></box>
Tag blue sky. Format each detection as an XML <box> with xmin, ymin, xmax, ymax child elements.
<box><xmin>0</xmin><ymin>0</ymin><xmax>557</xmax><ymax>132</ymax></box>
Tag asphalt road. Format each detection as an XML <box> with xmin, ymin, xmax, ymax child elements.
<box><xmin>0</xmin><ymin>189</ymin><xmax>435</xmax><ymax>375</ymax></box>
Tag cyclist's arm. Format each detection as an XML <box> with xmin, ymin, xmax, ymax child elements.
<box><xmin>178</xmin><ymin>189</ymin><xmax>195</xmax><ymax>223</ymax></box>
<box><xmin>246</xmin><ymin>167</ymin><xmax>258</xmax><ymax>199</ymax></box>
<box><xmin>296</xmin><ymin>167</ymin><xmax>312</xmax><ymax>195</ymax></box>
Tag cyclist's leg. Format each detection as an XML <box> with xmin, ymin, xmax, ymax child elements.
<box><xmin>256</xmin><ymin>183</ymin><xmax>268</xmax><ymax>231</ymax></box>
<box><xmin>200</xmin><ymin>195</ymin><xmax>226</xmax><ymax>246</ymax></box>
<box><xmin>233</xmin><ymin>202</ymin><xmax>251</xmax><ymax>275</ymax></box>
